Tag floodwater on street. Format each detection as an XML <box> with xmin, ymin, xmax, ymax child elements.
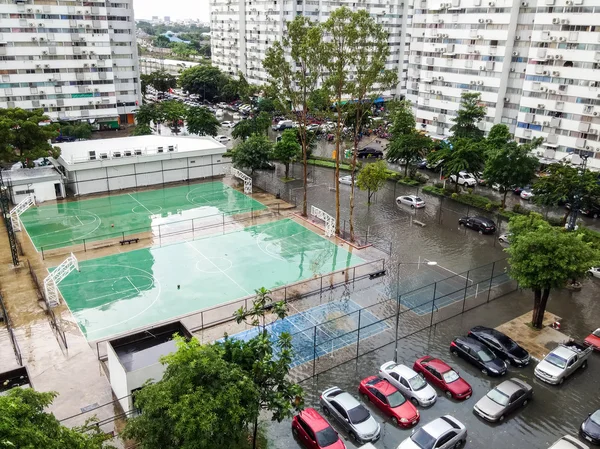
<box><xmin>250</xmin><ymin>164</ymin><xmax>600</xmax><ymax>449</ymax></box>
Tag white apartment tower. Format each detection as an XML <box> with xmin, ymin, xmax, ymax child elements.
<box><xmin>0</xmin><ymin>0</ymin><xmax>141</xmax><ymax>129</ymax></box>
<box><xmin>210</xmin><ymin>0</ymin><xmax>410</xmax><ymax>96</ymax></box>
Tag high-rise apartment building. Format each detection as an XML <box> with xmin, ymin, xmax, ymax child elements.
<box><xmin>0</xmin><ymin>0</ymin><xmax>141</xmax><ymax>128</ymax></box>
<box><xmin>210</xmin><ymin>0</ymin><xmax>410</xmax><ymax>97</ymax></box>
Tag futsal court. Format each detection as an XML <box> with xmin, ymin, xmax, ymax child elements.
<box><xmin>20</xmin><ymin>181</ymin><xmax>265</xmax><ymax>251</ymax></box>
<box><xmin>54</xmin><ymin>218</ymin><xmax>364</xmax><ymax>341</ymax></box>
<box><xmin>230</xmin><ymin>300</ymin><xmax>388</xmax><ymax>367</ymax></box>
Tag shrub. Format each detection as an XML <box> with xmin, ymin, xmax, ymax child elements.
<box><xmin>467</xmin><ymin>188</ymin><xmax>474</xmax><ymax>195</ymax></box>
<box><xmin>451</xmin><ymin>193</ymin><xmax>459</xmax><ymax>200</ymax></box>
<box><xmin>398</xmin><ymin>177</ymin><xmax>420</xmax><ymax>186</ymax></box>
<box><xmin>433</xmin><ymin>181</ymin><xmax>444</xmax><ymax>189</ymax></box>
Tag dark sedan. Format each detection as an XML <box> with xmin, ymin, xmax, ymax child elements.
<box><xmin>581</xmin><ymin>204</ymin><xmax>600</xmax><ymax>219</ymax></box>
<box><xmin>450</xmin><ymin>336</ymin><xmax>508</xmax><ymax>376</ymax></box>
<box><xmin>581</xmin><ymin>410</ymin><xmax>600</xmax><ymax>445</ymax></box>
<box><xmin>357</xmin><ymin>147</ymin><xmax>384</xmax><ymax>159</ymax></box>
<box><xmin>468</xmin><ymin>326</ymin><xmax>530</xmax><ymax>367</ymax></box>
<box><xmin>458</xmin><ymin>216</ymin><xmax>497</xmax><ymax>234</ymax></box>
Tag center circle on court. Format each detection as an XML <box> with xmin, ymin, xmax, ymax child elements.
<box><xmin>132</xmin><ymin>205</ymin><xmax>163</xmax><ymax>215</ymax></box>
<box><xmin>195</xmin><ymin>257</ymin><xmax>233</xmax><ymax>274</ymax></box>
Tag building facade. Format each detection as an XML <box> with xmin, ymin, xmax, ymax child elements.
<box><xmin>0</xmin><ymin>0</ymin><xmax>142</xmax><ymax>128</ymax></box>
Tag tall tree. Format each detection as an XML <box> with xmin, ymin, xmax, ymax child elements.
<box><xmin>157</xmin><ymin>100</ymin><xmax>188</xmax><ymax>134</ymax></box>
<box><xmin>345</xmin><ymin>9</ymin><xmax>397</xmax><ymax>242</ymax></box>
<box><xmin>227</xmin><ymin>288</ymin><xmax>304</xmax><ymax>449</ymax></box>
<box><xmin>0</xmin><ymin>108</ymin><xmax>59</xmax><ymax>165</ymax></box>
<box><xmin>450</xmin><ymin>92</ymin><xmax>487</xmax><ymax>141</ymax></box>
<box><xmin>322</xmin><ymin>7</ymin><xmax>360</xmax><ymax>234</ymax></box>
<box><xmin>532</xmin><ymin>162</ymin><xmax>600</xmax><ymax>225</ymax></box>
<box><xmin>0</xmin><ymin>388</ymin><xmax>114</xmax><ymax>449</ymax></box>
<box><xmin>429</xmin><ymin>138</ymin><xmax>485</xmax><ymax>192</ymax></box>
<box><xmin>273</xmin><ymin>129</ymin><xmax>301</xmax><ymax>179</ymax></box>
<box><xmin>230</xmin><ymin>134</ymin><xmax>273</xmax><ymax>174</ymax></box>
<box><xmin>507</xmin><ymin>213</ymin><xmax>600</xmax><ymax>328</ymax></box>
<box><xmin>231</xmin><ymin>112</ymin><xmax>271</xmax><ymax>141</ymax></box>
<box><xmin>483</xmin><ymin>126</ymin><xmax>541</xmax><ymax>208</ymax></box>
<box><xmin>186</xmin><ymin>106</ymin><xmax>220</xmax><ymax>136</ymax></box>
<box><xmin>146</xmin><ymin>70</ymin><xmax>177</xmax><ymax>95</ymax></box>
<box><xmin>153</xmin><ymin>34</ymin><xmax>171</xmax><ymax>48</ymax></box>
<box><xmin>135</xmin><ymin>103</ymin><xmax>158</xmax><ymax>126</ymax></box>
<box><xmin>122</xmin><ymin>337</ymin><xmax>260</xmax><ymax>449</ymax></box>
<box><xmin>178</xmin><ymin>65</ymin><xmax>228</xmax><ymax>102</ymax></box>
<box><xmin>357</xmin><ymin>159</ymin><xmax>389</xmax><ymax>204</ymax></box>
<box><xmin>263</xmin><ymin>16</ymin><xmax>324</xmax><ymax>217</ymax></box>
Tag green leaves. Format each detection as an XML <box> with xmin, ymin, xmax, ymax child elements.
<box><xmin>449</xmin><ymin>92</ymin><xmax>487</xmax><ymax>142</ymax></box>
<box><xmin>273</xmin><ymin>129</ymin><xmax>302</xmax><ymax>178</ymax></box>
<box><xmin>178</xmin><ymin>65</ymin><xmax>228</xmax><ymax>102</ymax></box>
<box><xmin>186</xmin><ymin>106</ymin><xmax>220</xmax><ymax>137</ymax></box>
<box><xmin>231</xmin><ymin>112</ymin><xmax>271</xmax><ymax>141</ymax></box>
<box><xmin>230</xmin><ymin>134</ymin><xmax>273</xmax><ymax>174</ymax></box>
<box><xmin>357</xmin><ymin>160</ymin><xmax>389</xmax><ymax>203</ymax></box>
<box><xmin>143</xmin><ymin>70</ymin><xmax>177</xmax><ymax>94</ymax></box>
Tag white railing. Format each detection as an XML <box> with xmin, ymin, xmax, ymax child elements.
<box><xmin>311</xmin><ymin>206</ymin><xmax>336</xmax><ymax>237</ymax></box>
<box><xmin>68</xmin><ymin>144</ymin><xmax>180</xmax><ymax>164</ymax></box>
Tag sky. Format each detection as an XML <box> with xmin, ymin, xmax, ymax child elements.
<box><xmin>133</xmin><ymin>0</ymin><xmax>210</xmax><ymax>22</ymax></box>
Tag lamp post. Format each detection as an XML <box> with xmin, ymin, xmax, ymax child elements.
<box><xmin>394</xmin><ymin>260</ymin><xmax>437</xmax><ymax>362</ymax></box>
<box><xmin>566</xmin><ymin>154</ymin><xmax>589</xmax><ymax>231</ymax></box>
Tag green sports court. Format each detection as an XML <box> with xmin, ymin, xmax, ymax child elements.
<box><xmin>20</xmin><ymin>181</ymin><xmax>265</xmax><ymax>251</ymax></box>
<box><xmin>55</xmin><ymin>218</ymin><xmax>364</xmax><ymax>341</ymax></box>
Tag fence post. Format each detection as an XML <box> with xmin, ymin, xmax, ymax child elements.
<box><xmin>430</xmin><ymin>283</ymin><xmax>437</xmax><ymax>327</ymax></box>
<box><xmin>356</xmin><ymin>310</ymin><xmax>362</xmax><ymax>358</ymax></box>
<box><xmin>394</xmin><ymin>294</ymin><xmax>401</xmax><ymax>363</ymax></box>
<box><xmin>222</xmin><ymin>213</ymin><xmax>225</xmax><ymax>234</ymax></box>
<box><xmin>487</xmin><ymin>261</ymin><xmax>496</xmax><ymax>302</ymax></box>
<box><xmin>41</xmin><ymin>247</ymin><xmax>45</xmax><ymax>260</ymax></box>
<box><xmin>122</xmin><ymin>231</ymin><xmax>125</xmax><ymax>242</ymax></box>
<box><xmin>462</xmin><ymin>270</ymin><xmax>470</xmax><ymax>313</ymax></box>
<box><xmin>313</xmin><ymin>326</ymin><xmax>317</xmax><ymax>377</ymax></box>
<box><xmin>83</xmin><ymin>239</ymin><xmax>86</xmax><ymax>252</ymax></box>
<box><xmin>365</xmin><ymin>226</ymin><xmax>369</xmax><ymax>245</ymax></box>
<box><xmin>201</xmin><ymin>311</ymin><xmax>204</xmax><ymax>329</ymax></box>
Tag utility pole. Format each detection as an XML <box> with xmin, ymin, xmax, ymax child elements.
<box><xmin>566</xmin><ymin>154</ymin><xmax>589</xmax><ymax>231</ymax></box>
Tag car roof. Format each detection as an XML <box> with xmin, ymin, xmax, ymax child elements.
<box><xmin>455</xmin><ymin>336</ymin><xmax>485</xmax><ymax>349</ymax></box>
<box><xmin>332</xmin><ymin>392</ymin><xmax>360</xmax><ymax>410</ymax></box>
<box><xmin>495</xmin><ymin>380</ymin><xmax>522</xmax><ymax>396</ymax></box>
<box><xmin>369</xmin><ymin>378</ymin><xmax>397</xmax><ymax>396</ymax></box>
<box><xmin>550</xmin><ymin>436</ymin><xmax>589</xmax><ymax>449</ymax></box>
<box><xmin>422</xmin><ymin>417</ymin><xmax>454</xmax><ymax>439</ymax></box>
<box><xmin>406</xmin><ymin>195</ymin><xmax>421</xmax><ymax>200</ymax></box>
<box><xmin>551</xmin><ymin>345</ymin><xmax>575</xmax><ymax>359</ymax></box>
<box><xmin>422</xmin><ymin>357</ymin><xmax>452</xmax><ymax>373</ymax></box>
<box><xmin>299</xmin><ymin>408</ymin><xmax>330</xmax><ymax>432</ymax></box>
<box><xmin>388</xmin><ymin>363</ymin><xmax>418</xmax><ymax>379</ymax></box>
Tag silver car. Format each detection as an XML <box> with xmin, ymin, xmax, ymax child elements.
<box><xmin>396</xmin><ymin>195</ymin><xmax>425</xmax><ymax>209</ymax></box>
<box><xmin>320</xmin><ymin>386</ymin><xmax>381</xmax><ymax>444</ymax></box>
<box><xmin>397</xmin><ymin>415</ymin><xmax>467</xmax><ymax>449</ymax></box>
<box><xmin>339</xmin><ymin>175</ymin><xmax>356</xmax><ymax>186</ymax></box>
<box><xmin>379</xmin><ymin>362</ymin><xmax>437</xmax><ymax>407</ymax></box>
<box><xmin>473</xmin><ymin>378</ymin><xmax>533</xmax><ymax>422</ymax></box>
<box><xmin>549</xmin><ymin>435</ymin><xmax>589</xmax><ymax>449</ymax></box>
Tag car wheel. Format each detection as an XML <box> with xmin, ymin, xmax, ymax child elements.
<box><xmin>499</xmin><ymin>238</ymin><xmax>505</xmax><ymax>243</ymax></box>
<box><xmin>445</xmin><ymin>390</ymin><xmax>453</xmax><ymax>399</ymax></box>
<box><xmin>459</xmin><ymin>222</ymin><xmax>465</xmax><ymax>227</ymax></box>
<box><xmin>454</xmin><ymin>440</ymin><xmax>465</xmax><ymax>449</ymax></box>
<box><xmin>593</xmin><ymin>213</ymin><xmax>599</xmax><ymax>219</ymax></box>
<box><xmin>451</xmin><ymin>349</ymin><xmax>458</xmax><ymax>356</ymax></box>
<box><xmin>522</xmin><ymin>399</ymin><xmax>528</xmax><ymax>407</ymax></box>
<box><xmin>351</xmin><ymin>432</ymin><xmax>360</xmax><ymax>443</ymax></box>
<box><xmin>499</xmin><ymin>415</ymin><xmax>505</xmax><ymax>422</ymax></box>
<box><xmin>478</xmin><ymin>229</ymin><xmax>483</xmax><ymax>235</ymax></box>
<box><xmin>362</xmin><ymin>393</ymin><xmax>370</xmax><ymax>402</ymax></box>
<box><xmin>582</xmin><ymin>360</ymin><xmax>588</xmax><ymax>369</ymax></box>
<box><xmin>481</xmin><ymin>368</ymin><xmax>488</xmax><ymax>375</ymax></box>
<box><xmin>323</xmin><ymin>406</ymin><xmax>330</xmax><ymax>416</ymax></box>
<box><xmin>559</xmin><ymin>377</ymin><xmax>565</xmax><ymax>385</ymax></box>
<box><xmin>292</xmin><ymin>427</ymin><xmax>299</xmax><ymax>438</ymax></box>
<box><xmin>411</xmin><ymin>205</ymin><xmax>415</xmax><ymax>209</ymax></box>
<box><xmin>411</xmin><ymin>398</ymin><xmax>419</xmax><ymax>406</ymax></box>
<box><xmin>392</xmin><ymin>416</ymin><xmax>399</xmax><ymax>426</ymax></box>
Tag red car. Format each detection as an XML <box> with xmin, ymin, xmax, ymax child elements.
<box><xmin>413</xmin><ymin>356</ymin><xmax>472</xmax><ymax>400</ymax></box>
<box><xmin>292</xmin><ymin>408</ymin><xmax>346</xmax><ymax>449</ymax></box>
<box><xmin>584</xmin><ymin>328</ymin><xmax>600</xmax><ymax>351</ymax></box>
<box><xmin>358</xmin><ymin>376</ymin><xmax>419</xmax><ymax>428</ymax></box>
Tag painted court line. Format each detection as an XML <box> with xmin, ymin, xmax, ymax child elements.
<box><xmin>125</xmin><ymin>276</ymin><xmax>140</xmax><ymax>294</ymax></box>
<box><xmin>185</xmin><ymin>241</ymin><xmax>252</xmax><ymax>297</ymax></box>
<box><xmin>127</xmin><ymin>192</ymin><xmax>154</xmax><ymax>215</ymax></box>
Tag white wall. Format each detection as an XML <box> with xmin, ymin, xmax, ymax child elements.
<box><xmin>127</xmin><ymin>362</ymin><xmax>168</xmax><ymax>397</ymax></box>
<box><xmin>107</xmin><ymin>344</ymin><xmax>131</xmax><ymax>415</ymax></box>
<box><xmin>11</xmin><ymin>180</ymin><xmax>59</xmax><ymax>204</ymax></box>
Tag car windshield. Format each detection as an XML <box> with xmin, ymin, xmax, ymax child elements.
<box><xmin>593</xmin><ymin>329</ymin><xmax>600</xmax><ymax>337</ymax></box>
<box><xmin>477</xmin><ymin>348</ymin><xmax>495</xmax><ymax>362</ymax></box>
<box><xmin>409</xmin><ymin>374</ymin><xmax>427</xmax><ymax>391</ymax></box>
<box><xmin>590</xmin><ymin>411</ymin><xmax>600</xmax><ymax>426</ymax></box>
<box><xmin>414</xmin><ymin>197</ymin><xmax>423</xmax><ymax>202</ymax></box>
<box><xmin>545</xmin><ymin>353</ymin><xmax>567</xmax><ymax>369</ymax></box>
<box><xmin>463</xmin><ymin>174</ymin><xmax>473</xmax><ymax>179</ymax></box>
<box><xmin>386</xmin><ymin>391</ymin><xmax>407</xmax><ymax>408</ymax></box>
<box><xmin>315</xmin><ymin>426</ymin><xmax>339</xmax><ymax>447</ymax></box>
<box><xmin>442</xmin><ymin>370</ymin><xmax>460</xmax><ymax>383</ymax></box>
<box><xmin>348</xmin><ymin>405</ymin><xmax>370</xmax><ymax>424</ymax></box>
<box><xmin>487</xmin><ymin>388</ymin><xmax>509</xmax><ymax>406</ymax></box>
<box><xmin>411</xmin><ymin>428</ymin><xmax>436</xmax><ymax>449</ymax></box>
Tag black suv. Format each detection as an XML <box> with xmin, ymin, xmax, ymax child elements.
<box><xmin>468</xmin><ymin>326</ymin><xmax>530</xmax><ymax>367</ymax></box>
<box><xmin>449</xmin><ymin>336</ymin><xmax>508</xmax><ymax>376</ymax></box>
<box><xmin>458</xmin><ymin>216</ymin><xmax>496</xmax><ymax>234</ymax></box>
<box><xmin>357</xmin><ymin>147</ymin><xmax>383</xmax><ymax>159</ymax></box>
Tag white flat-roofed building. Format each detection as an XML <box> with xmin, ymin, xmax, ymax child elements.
<box><xmin>52</xmin><ymin>135</ymin><xmax>229</xmax><ymax>196</ymax></box>
<box><xmin>3</xmin><ymin>167</ymin><xmax>65</xmax><ymax>204</ymax></box>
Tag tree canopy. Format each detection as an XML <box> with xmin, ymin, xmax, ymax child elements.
<box><xmin>0</xmin><ymin>108</ymin><xmax>60</xmax><ymax>165</ymax></box>
<box><xmin>230</xmin><ymin>134</ymin><xmax>273</xmax><ymax>174</ymax></box>
<box><xmin>178</xmin><ymin>65</ymin><xmax>228</xmax><ymax>102</ymax></box>
<box><xmin>429</xmin><ymin>138</ymin><xmax>485</xmax><ymax>191</ymax></box>
<box><xmin>449</xmin><ymin>92</ymin><xmax>487</xmax><ymax>141</ymax></box>
<box><xmin>186</xmin><ymin>106</ymin><xmax>219</xmax><ymax>136</ymax></box>
<box><xmin>357</xmin><ymin>159</ymin><xmax>389</xmax><ymax>204</ymax></box>
<box><xmin>273</xmin><ymin>129</ymin><xmax>301</xmax><ymax>179</ymax></box>
<box><xmin>143</xmin><ymin>70</ymin><xmax>177</xmax><ymax>94</ymax></box>
<box><xmin>122</xmin><ymin>337</ymin><xmax>260</xmax><ymax>449</ymax></box>
<box><xmin>0</xmin><ymin>388</ymin><xmax>114</xmax><ymax>449</ymax></box>
<box><xmin>156</xmin><ymin>100</ymin><xmax>187</xmax><ymax>134</ymax></box>
<box><xmin>231</xmin><ymin>112</ymin><xmax>271</xmax><ymax>141</ymax></box>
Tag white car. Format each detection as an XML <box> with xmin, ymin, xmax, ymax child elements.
<box><xmin>397</xmin><ymin>415</ymin><xmax>467</xmax><ymax>449</ymax></box>
<box><xmin>498</xmin><ymin>233</ymin><xmax>511</xmax><ymax>244</ymax></box>
<box><xmin>449</xmin><ymin>172</ymin><xmax>477</xmax><ymax>187</ymax></box>
<box><xmin>396</xmin><ymin>195</ymin><xmax>425</xmax><ymax>209</ymax></box>
<box><xmin>339</xmin><ymin>175</ymin><xmax>356</xmax><ymax>185</ymax></box>
<box><xmin>215</xmin><ymin>135</ymin><xmax>230</xmax><ymax>143</ymax></box>
<box><xmin>520</xmin><ymin>189</ymin><xmax>534</xmax><ymax>200</ymax></box>
<box><xmin>378</xmin><ymin>362</ymin><xmax>437</xmax><ymax>407</ymax></box>
<box><xmin>548</xmin><ymin>435</ymin><xmax>589</xmax><ymax>449</ymax></box>
<box><xmin>221</xmin><ymin>121</ymin><xmax>235</xmax><ymax>128</ymax></box>
<box><xmin>588</xmin><ymin>267</ymin><xmax>600</xmax><ymax>279</ymax></box>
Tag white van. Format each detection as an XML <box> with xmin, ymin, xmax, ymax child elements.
<box><xmin>272</xmin><ymin>120</ymin><xmax>293</xmax><ymax>131</ymax></box>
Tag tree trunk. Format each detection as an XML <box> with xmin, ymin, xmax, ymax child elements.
<box><xmin>252</xmin><ymin>413</ymin><xmax>259</xmax><ymax>449</ymax></box>
<box><xmin>334</xmin><ymin>104</ymin><xmax>342</xmax><ymax>235</ymax></box>
<box><xmin>301</xmin><ymin>102</ymin><xmax>308</xmax><ymax>217</ymax></box>
<box><xmin>285</xmin><ymin>162</ymin><xmax>290</xmax><ymax>180</ymax></box>
<box><xmin>562</xmin><ymin>208</ymin><xmax>570</xmax><ymax>226</ymax></box>
<box><xmin>368</xmin><ymin>189</ymin><xmax>372</xmax><ymax>205</ymax></box>
<box><xmin>454</xmin><ymin>176</ymin><xmax>460</xmax><ymax>193</ymax></box>
<box><xmin>404</xmin><ymin>162</ymin><xmax>409</xmax><ymax>177</ymax></box>
<box><xmin>349</xmin><ymin>106</ymin><xmax>361</xmax><ymax>243</ymax></box>
<box><xmin>502</xmin><ymin>190</ymin><xmax>508</xmax><ymax>209</ymax></box>
<box><xmin>532</xmin><ymin>288</ymin><xmax>550</xmax><ymax>329</ymax></box>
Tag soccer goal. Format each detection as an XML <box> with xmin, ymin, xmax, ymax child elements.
<box><xmin>44</xmin><ymin>253</ymin><xmax>79</xmax><ymax>308</ymax></box>
<box><xmin>311</xmin><ymin>206</ymin><xmax>336</xmax><ymax>237</ymax></box>
<box><xmin>9</xmin><ymin>194</ymin><xmax>35</xmax><ymax>232</ymax></box>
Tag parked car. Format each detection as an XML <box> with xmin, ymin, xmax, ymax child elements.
<box><xmin>412</xmin><ymin>356</ymin><xmax>472</xmax><ymax>400</ymax></box>
<box><xmin>580</xmin><ymin>204</ymin><xmax>600</xmax><ymax>219</ymax></box>
<box><xmin>358</xmin><ymin>376</ymin><xmax>420</xmax><ymax>428</ymax></box>
<box><xmin>272</xmin><ymin>120</ymin><xmax>294</xmax><ymax>131</ymax></box>
<box><xmin>417</xmin><ymin>159</ymin><xmax>428</xmax><ymax>169</ymax></box>
<box><xmin>449</xmin><ymin>172</ymin><xmax>477</xmax><ymax>187</ymax></box>
<box><xmin>214</xmin><ymin>135</ymin><xmax>230</xmax><ymax>143</ymax></box>
<box><xmin>580</xmin><ymin>409</ymin><xmax>600</xmax><ymax>445</ymax></box>
<box><xmin>548</xmin><ymin>435</ymin><xmax>589</xmax><ymax>449</ymax></box>
<box><xmin>357</xmin><ymin>147</ymin><xmax>384</xmax><ymax>159</ymax></box>
<box><xmin>473</xmin><ymin>379</ymin><xmax>533</xmax><ymax>422</ymax></box>
<box><xmin>513</xmin><ymin>185</ymin><xmax>531</xmax><ymax>195</ymax></box>
<box><xmin>520</xmin><ymin>189</ymin><xmax>535</xmax><ymax>200</ymax></box>
<box><xmin>397</xmin><ymin>415</ymin><xmax>467</xmax><ymax>449</ymax></box>
<box><xmin>588</xmin><ymin>267</ymin><xmax>600</xmax><ymax>279</ymax></box>
<box><xmin>378</xmin><ymin>362</ymin><xmax>437</xmax><ymax>407</ymax></box>
<box><xmin>449</xmin><ymin>336</ymin><xmax>508</xmax><ymax>376</ymax></box>
<box><xmin>319</xmin><ymin>387</ymin><xmax>381</xmax><ymax>444</ymax></box>
<box><xmin>498</xmin><ymin>233</ymin><xmax>511</xmax><ymax>244</ymax></box>
<box><xmin>339</xmin><ymin>175</ymin><xmax>356</xmax><ymax>186</ymax></box>
<box><xmin>426</xmin><ymin>159</ymin><xmax>443</xmax><ymax>171</ymax></box>
<box><xmin>396</xmin><ymin>195</ymin><xmax>425</xmax><ymax>209</ymax></box>
<box><xmin>221</xmin><ymin>121</ymin><xmax>235</xmax><ymax>128</ymax></box>
<box><xmin>458</xmin><ymin>216</ymin><xmax>497</xmax><ymax>234</ymax></box>
<box><xmin>292</xmin><ymin>408</ymin><xmax>346</xmax><ymax>449</ymax></box>
<box><xmin>467</xmin><ymin>326</ymin><xmax>531</xmax><ymax>367</ymax></box>
<box><xmin>534</xmin><ymin>341</ymin><xmax>593</xmax><ymax>385</ymax></box>
<box><xmin>584</xmin><ymin>328</ymin><xmax>600</xmax><ymax>350</ymax></box>
<box><xmin>55</xmin><ymin>135</ymin><xmax>77</xmax><ymax>143</ymax></box>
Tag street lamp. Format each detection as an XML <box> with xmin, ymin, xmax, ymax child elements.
<box><xmin>394</xmin><ymin>260</ymin><xmax>437</xmax><ymax>362</ymax></box>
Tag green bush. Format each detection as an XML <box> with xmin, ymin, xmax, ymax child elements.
<box><xmin>451</xmin><ymin>193</ymin><xmax>459</xmax><ymax>200</ymax></box>
<box><xmin>547</xmin><ymin>216</ymin><xmax>564</xmax><ymax>227</ymax></box>
<box><xmin>422</xmin><ymin>185</ymin><xmax>445</xmax><ymax>196</ymax></box>
<box><xmin>433</xmin><ymin>182</ymin><xmax>444</xmax><ymax>189</ymax></box>
<box><xmin>307</xmin><ymin>159</ymin><xmax>354</xmax><ymax>171</ymax></box>
<box><xmin>398</xmin><ymin>177</ymin><xmax>420</xmax><ymax>186</ymax></box>
<box><xmin>512</xmin><ymin>204</ymin><xmax>529</xmax><ymax>215</ymax></box>
<box><xmin>223</xmin><ymin>151</ymin><xmax>233</xmax><ymax>158</ymax></box>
